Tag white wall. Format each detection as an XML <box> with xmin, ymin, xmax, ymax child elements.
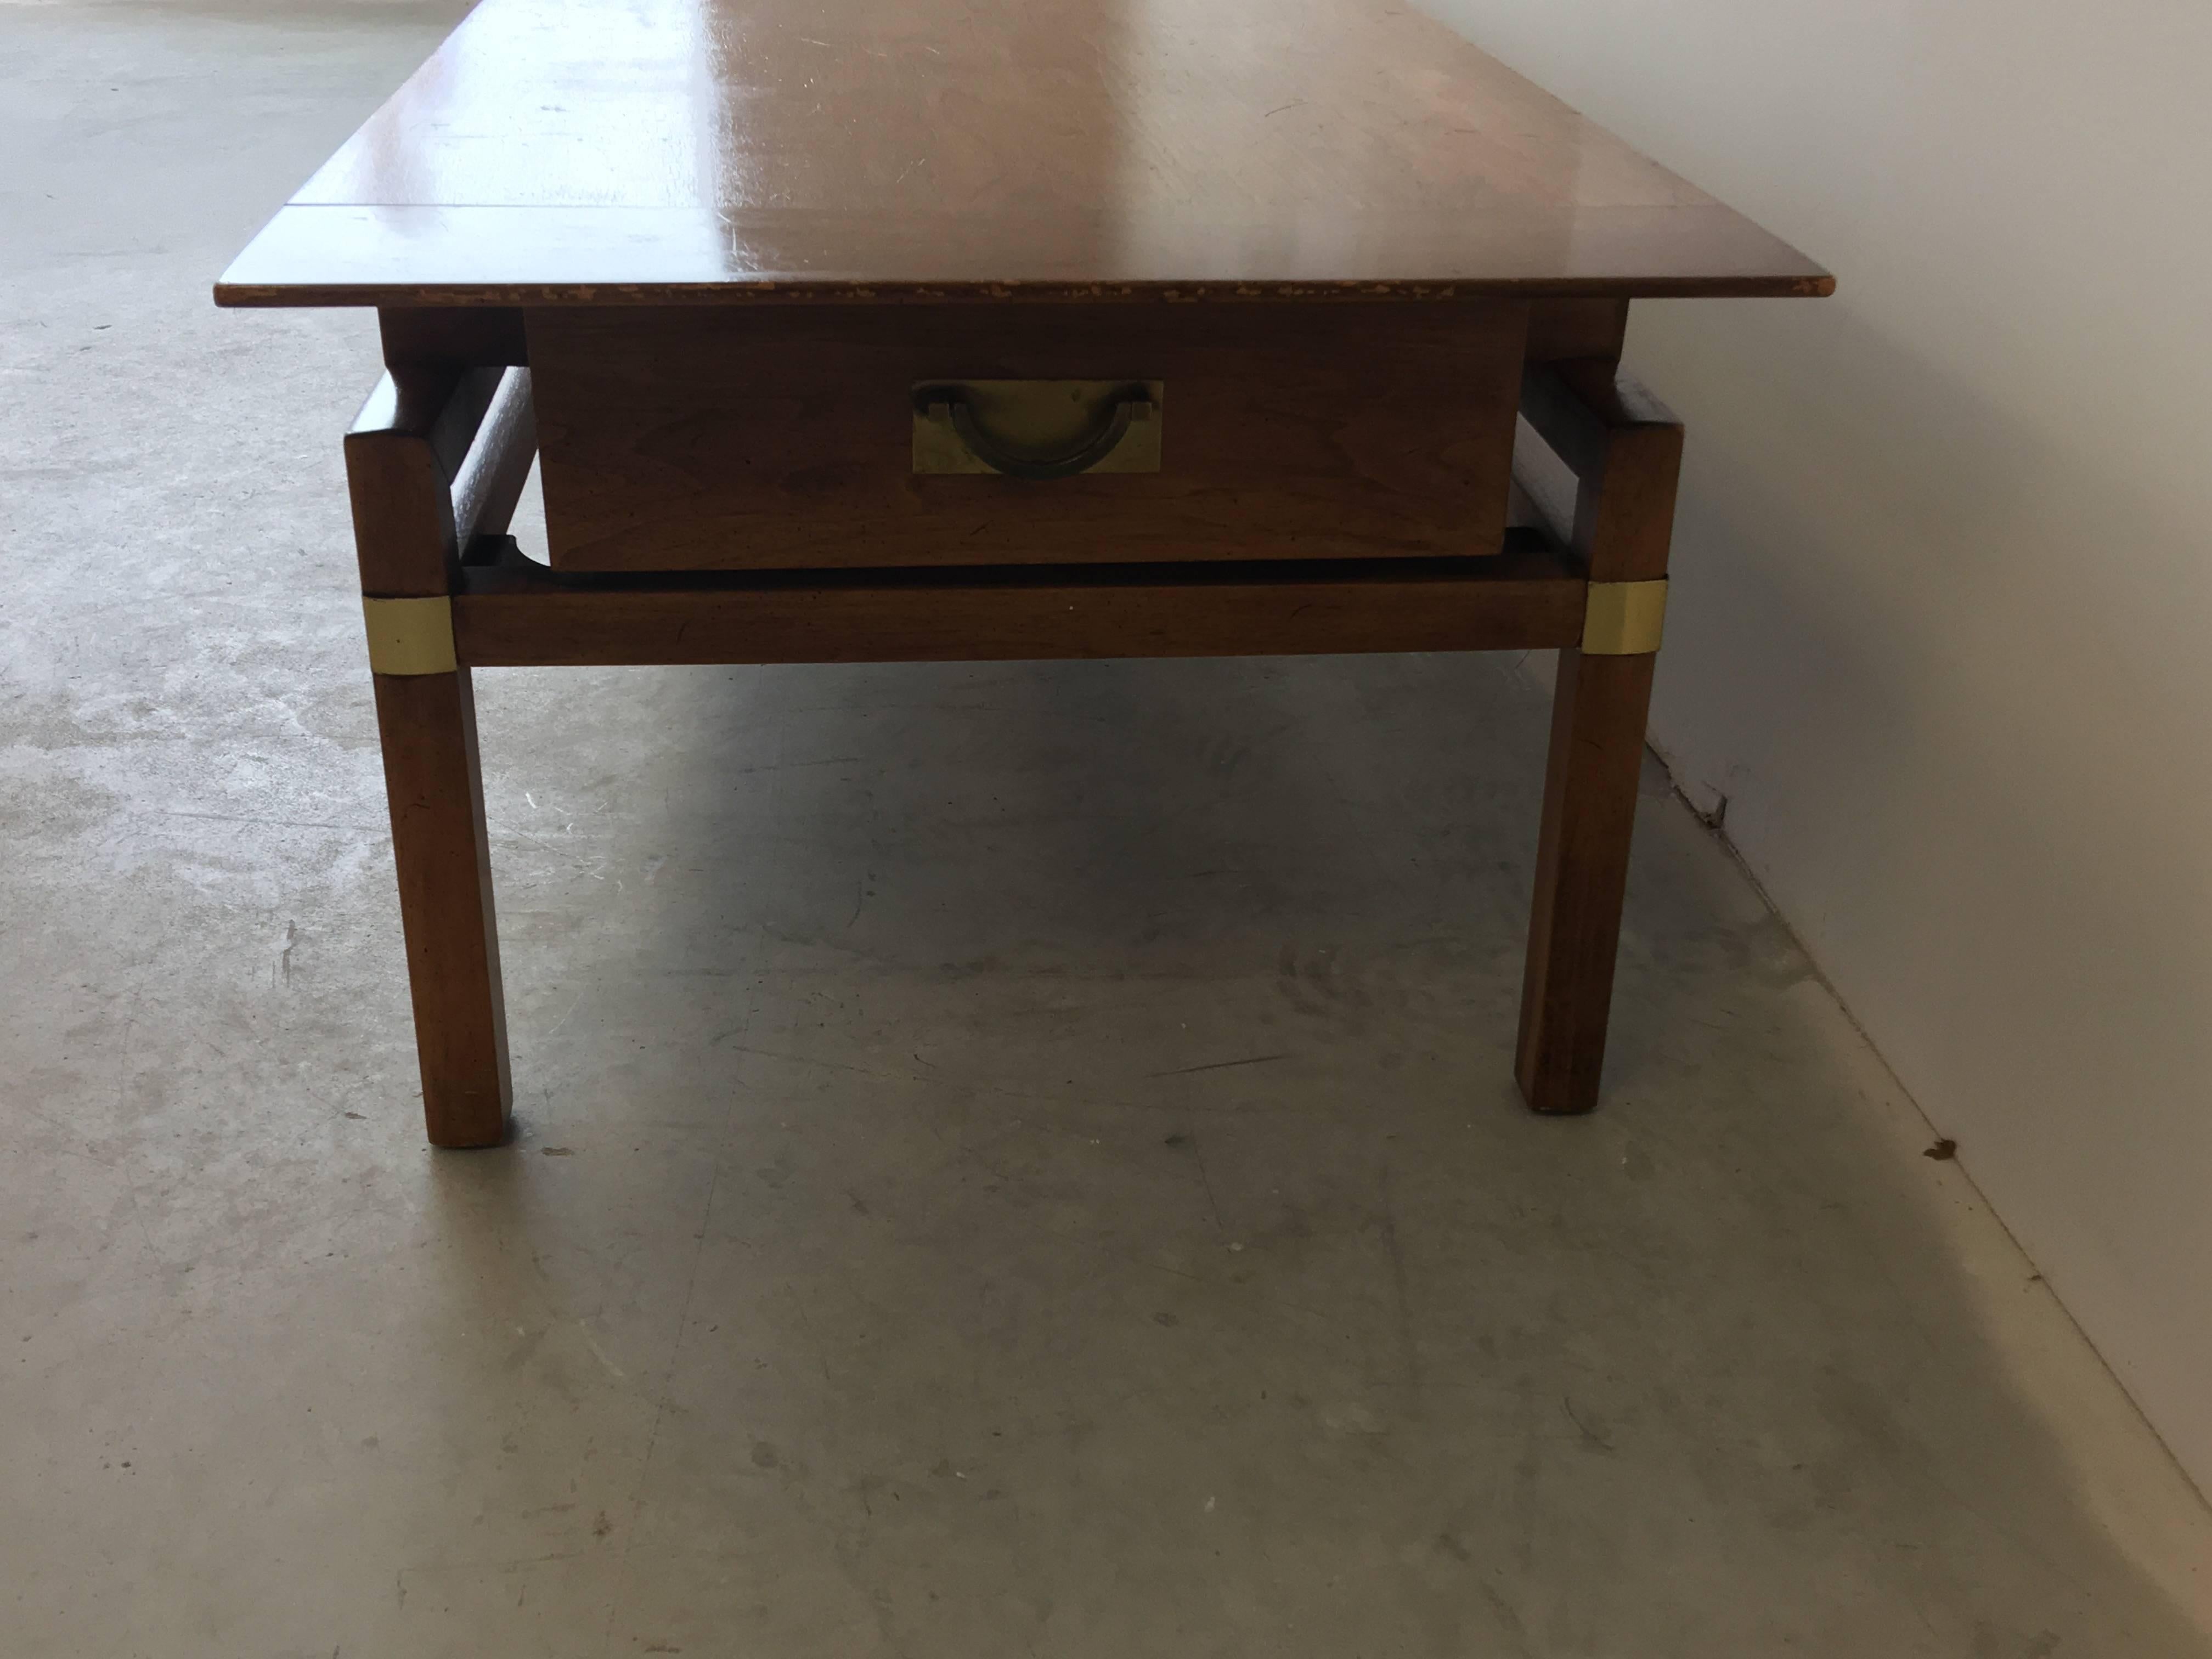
<box><xmin>1422</xmin><ymin>0</ymin><xmax>2212</xmax><ymax>1491</ymax></box>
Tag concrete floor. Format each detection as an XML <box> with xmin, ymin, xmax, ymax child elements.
<box><xmin>5</xmin><ymin>3</ymin><xmax>2211</xmax><ymax>1655</ymax></box>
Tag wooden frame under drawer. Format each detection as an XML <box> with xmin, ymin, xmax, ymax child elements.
<box><xmin>526</xmin><ymin>302</ymin><xmax>1531</xmax><ymax>571</ymax></box>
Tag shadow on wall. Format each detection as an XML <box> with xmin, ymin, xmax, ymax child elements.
<box><xmin>1623</xmin><ymin>290</ymin><xmax>2212</xmax><ymax>1498</ymax></box>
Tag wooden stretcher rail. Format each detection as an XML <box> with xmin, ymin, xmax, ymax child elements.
<box><xmin>1519</xmin><ymin>362</ymin><xmax>1678</xmax><ymax>481</ymax></box>
<box><xmin>448</xmin><ymin>538</ymin><xmax>1587</xmax><ymax>667</ymax></box>
<box><xmin>1516</xmin><ymin>362</ymin><xmax>1683</xmax><ymax>586</ymax></box>
<box><xmin>347</xmin><ymin>365</ymin><xmax>539</xmax><ymax>599</ymax></box>
<box><xmin>449</xmin><ymin>369</ymin><xmax>536</xmax><ymax>553</ymax></box>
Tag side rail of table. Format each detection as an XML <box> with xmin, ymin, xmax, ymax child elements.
<box><xmin>344</xmin><ymin>360</ymin><xmax>1678</xmax><ymax>1145</ymax></box>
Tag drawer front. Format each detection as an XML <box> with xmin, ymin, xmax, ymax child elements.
<box><xmin>528</xmin><ymin>303</ymin><xmax>1528</xmax><ymax>571</ymax></box>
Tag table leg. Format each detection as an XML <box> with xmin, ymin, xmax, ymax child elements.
<box><xmin>371</xmin><ymin>667</ymin><xmax>512</xmax><ymax>1147</ymax></box>
<box><xmin>1512</xmin><ymin>362</ymin><xmax>1682</xmax><ymax>1114</ymax></box>
<box><xmin>348</xmin><ymin>361</ymin><xmax>529</xmax><ymax>1147</ymax></box>
<box><xmin>1516</xmin><ymin>647</ymin><xmax>1656</xmax><ymax>1113</ymax></box>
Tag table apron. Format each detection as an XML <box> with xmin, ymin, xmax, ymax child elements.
<box><xmin>447</xmin><ymin>552</ymin><xmax>1587</xmax><ymax>668</ymax></box>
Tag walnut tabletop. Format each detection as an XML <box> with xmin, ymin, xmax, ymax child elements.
<box><xmin>214</xmin><ymin>0</ymin><xmax>1831</xmax><ymax>308</ymax></box>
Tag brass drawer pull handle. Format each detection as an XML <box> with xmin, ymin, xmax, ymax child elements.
<box><xmin>915</xmin><ymin>382</ymin><xmax>1157</xmax><ymax>479</ymax></box>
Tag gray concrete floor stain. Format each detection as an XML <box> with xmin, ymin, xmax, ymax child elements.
<box><xmin>3</xmin><ymin>4</ymin><xmax>2210</xmax><ymax>1655</ymax></box>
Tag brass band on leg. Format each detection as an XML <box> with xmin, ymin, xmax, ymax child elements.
<box><xmin>363</xmin><ymin>596</ymin><xmax>458</xmax><ymax>675</ymax></box>
<box><xmin>1581</xmin><ymin>579</ymin><xmax>1667</xmax><ymax>656</ymax></box>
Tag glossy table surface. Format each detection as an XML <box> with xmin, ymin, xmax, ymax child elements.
<box><xmin>216</xmin><ymin>0</ymin><xmax>1831</xmax><ymax>306</ymax></box>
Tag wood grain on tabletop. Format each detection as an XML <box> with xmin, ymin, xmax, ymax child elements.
<box><xmin>215</xmin><ymin>0</ymin><xmax>1833</xmax><ymax>304</ymax></box>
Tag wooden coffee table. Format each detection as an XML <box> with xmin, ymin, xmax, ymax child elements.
<box><xmin>216</xmin><ymin>0</ymin><xmax>1831</xmax><ymax>1147</ymax></box>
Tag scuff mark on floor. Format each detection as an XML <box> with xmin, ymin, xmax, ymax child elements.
<box><xmin>1148</xmin><ymin>1053</ymin><xmax>1286</xmax><ymax>1078</ymax></box>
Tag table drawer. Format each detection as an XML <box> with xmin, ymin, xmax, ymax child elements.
<box><xmin>527</xmin><ymin>303</ymin><xmax>1528</xmax><ymax>572</ymax></box>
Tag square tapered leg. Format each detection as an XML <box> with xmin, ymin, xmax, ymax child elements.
<box><xmin>1512</xmin><ymin>363</ymin><xmax>1682</xmax><ymax>1114</ymax></box>
<box><xmin>1515</xmin><ymin>647</ymin><xmax>1656</xmax><ymax>1113</ymax></box>
<box><xmin>371</xmin><ymin>666</ymin><xmax>512</xmax><ymax>1147</ymax></box>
